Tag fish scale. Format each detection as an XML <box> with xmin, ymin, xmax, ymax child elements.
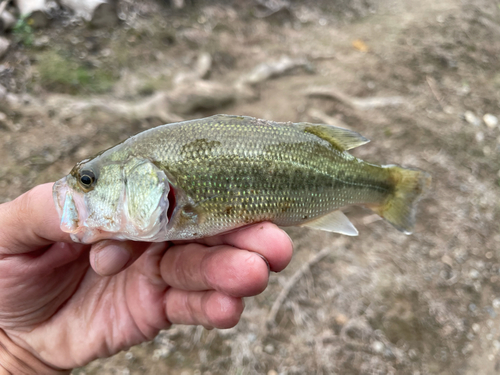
<box><xmin>122</xmin><ymin>116</ymin><xmax>392</xmax><ymax>234</ymax></box>
<box><xmin>53</xmin><ymin>114</ymin><xmax>431</xmax><ymax>243</ymax></box>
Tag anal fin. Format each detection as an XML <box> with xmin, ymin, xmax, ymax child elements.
<box><xmin>301</xmin><ymin>210</ymin><xmax>358</xmax><ymax>236</ymax></box>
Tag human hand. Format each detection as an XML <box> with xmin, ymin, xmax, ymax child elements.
<box><xmin>0</xmin><ymin>183</ymin><xmax>293</xmax><ymax>373</ymax></box>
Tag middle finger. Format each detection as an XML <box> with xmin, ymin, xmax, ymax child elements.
<box><xmin>160</xmin><ymin>243</ymin><xmax>270</xmax><ymax>297</ymax></box>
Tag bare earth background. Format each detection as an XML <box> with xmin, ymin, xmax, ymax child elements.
<box><xmin>0</xmin><ymin>0</ymin><xmax>500</xmax><ymax>374</ymax></box>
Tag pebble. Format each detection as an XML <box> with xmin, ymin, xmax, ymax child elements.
<box><xmin>484</xmin><ymin>114</ymin><xmax>498</xmax><ymax>128</ymax></box>
<box><xmin>152</xmin><ymin>347</ymin><xmax>171</xmax><ymax>361</ymax></box>
<box><xmin>465</xmin><ymin>111</ymin><xmax>481</xmax><ymax>126</ymax></box>
<box><xmin>492</xmin><ymin>298</ymin><xmax>500</xmax><ymax>309</ymax></box>
<box><xmin>125</xmin><ymin>351</ymin><xmax>134</xmax><ymax>361</ymax></box>
<box><xmin>408</xmin><ymin>348</ymin><xmax>418</xmax><ymax>360</ymax></box>
<box><xmin>462</xmin><ymin>343</ymin><xmax>473</xmax><ymax>354</ymax></box>
<box><xmin>372</xmin><ymin>340</ymin><xmax>384</xmax><ymax>353</ymax></box>
<box><xmin>0</xmin><ymin>37</ymin><xmax>9</xmax><ymax>60</ymax></box>
<box><xmin>441</xmin><ymin>254</ymin><xmax>453</xmax><ymax>267</ymax></box>
<box><xmin>472</xmin><ymin>323</ymin><xmax>480</xmax><ymax>333</ymax></box>
<box><xmin>335</xmin><ymin>313</ymin><xmax>349</xmax><ymax>326</ymax></box>
<box><xmin>493</xmin><ymin>340</ymin><xmax>500</xmax><ymax>351</ymax></box>
<box><xmin>469</xmin><ymin>269</ymin><xmax>480</xmax><ymax>279</ymax></box>
<box><xmin>264</xmin><ymin>344</ymin><xmax>275</xmax><ymax>354</ymax></box>
<box><xmin>475</xmin><ymin>131</ymin><xmax>484</xmax><ymax>142</ymax></box>
<box><xmin>268</xmin><ymin>371</ymin><xmax>278</xmax><ymax>375</ymax></box>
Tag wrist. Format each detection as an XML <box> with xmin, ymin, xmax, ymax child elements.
<box><xmin>0</xmin><ymin>329</ymin><xmax>71</xmax><ymax>375</ymax></box>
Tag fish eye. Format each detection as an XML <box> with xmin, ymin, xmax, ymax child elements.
<box><xmin>79</xmin><ymin>169</ymin><xmax>96</xmax><ymax>188</ymax></box>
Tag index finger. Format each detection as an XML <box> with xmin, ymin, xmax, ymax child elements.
<box><xmin>195</xmin><ymin>222</ymin><xmax>294</xmax><ymax>272</ymax></box>
<box><xmin>0</xmin><ymin>183</ymin><xmax>72</xmax><ymax>255</ymax></box>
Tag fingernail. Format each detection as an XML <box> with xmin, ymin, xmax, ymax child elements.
<box><xmin>94</xmin><ymin>245</ymin><xmax>131</xmax><ymax>276</ymax></box>
<box><xmin>255</xmin><ymin>253</ymin><xmax>271</xmax><ymax>276</ymax></box>
<box><xmin>283</xmin><ymin>230</ymin><xmax>294</xmax><ymax>254</ymax></box>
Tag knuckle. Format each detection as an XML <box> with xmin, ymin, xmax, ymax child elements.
<box><xmin>204</xmin><ymin>293</ymin><xmax>243</xmax><ymax>329</ymax></box>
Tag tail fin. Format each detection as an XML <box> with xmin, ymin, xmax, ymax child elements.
<box><xmin>372</xmin><ymin>165</ymin><xmax>431</xmax><ymax>234</ymax></box>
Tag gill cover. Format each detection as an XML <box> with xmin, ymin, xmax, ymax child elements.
<box><xmin>123</xmin><ymin>159</ymin><xmax>170</xmax><ymax>238</ymax></box>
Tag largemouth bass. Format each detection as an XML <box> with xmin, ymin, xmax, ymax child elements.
<box><xmin>53</xmin><ymin>114</ymin><xmax>431</xmax><ymax>243</ymax></box>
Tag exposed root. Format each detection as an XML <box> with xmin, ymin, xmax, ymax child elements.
<box><xmin>306</xmin><ymin>86</ymin><xmax>407</xmax><ymax>110</ymax></box>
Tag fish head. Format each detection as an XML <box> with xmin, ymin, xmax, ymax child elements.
<box><xmin>53</xmin><ymin>155</ymin><xmax>171</xmax><ymax>243</ymax></box>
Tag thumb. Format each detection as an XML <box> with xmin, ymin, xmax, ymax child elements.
<box><xmin>0</xmin><ymin>183</ymin><xmax>72</xmax><ymax>255</ymax></box>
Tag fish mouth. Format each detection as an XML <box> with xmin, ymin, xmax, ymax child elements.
<box><xmin>53</xmin><ymin>173</ymin><xmax>173</xmax><ymax>243</ymax></box>
<box><xmin>53</xmin><ymin>177</ymin><xmax>89</xmax><ymax>243</ymax></box>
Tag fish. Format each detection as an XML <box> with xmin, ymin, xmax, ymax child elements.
<box><xmin>53</xmin><ymin>114</ymin><xmax>431</xmax><ymax>244</ymax></box>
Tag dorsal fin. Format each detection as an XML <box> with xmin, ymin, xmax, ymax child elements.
<box><xmin>295</xmin><ymin>122</ymin><xmax>369</xmax><ymax>151</ymax></box>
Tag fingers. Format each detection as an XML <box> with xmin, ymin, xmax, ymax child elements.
<box><xmin>165</xmin><ymin>289</ymin><xmax>244</xmax><ymax>329</ymax></box>
<box><xmin>0</xmin><ymin>183</ymin><xmax>72</xmax><ymax>255</ymax></box>
<box><xmin>198</xmin><ymin>222</ymin><xmax>294</xmax><ymax>272</ymax></box>
<box><xmin>90</xmin><ymin>240</ymin><xmax>153</xmax><ymax>276</ymax></box>
<box><xmin>160</xmin><ymin>243</ymin><xmax>270</xmax><ymax>297</ymax></box>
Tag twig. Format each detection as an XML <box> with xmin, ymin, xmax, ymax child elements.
<box><xmin>425</xmin><ymin>75</ymin><xmax>445</xmax><ymax>110</ymax></box>
<box><xmin>266</xmin><ymin>242</ymin><xmax>343</xmax><ymax>328</ymax></box>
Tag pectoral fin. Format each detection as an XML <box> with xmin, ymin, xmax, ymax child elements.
<box><xmin>301</xmin><ymin>210</ymin><xmax>358</xmax><ymax>236</ymax></box>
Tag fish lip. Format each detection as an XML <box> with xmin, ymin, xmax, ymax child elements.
<box><xmin>53</xmin><ymin>177</ymin><xmax>69</xmax><ymax>218</ymax></box>
<box><xmin>53</xmin><ymin>176</ymin><xmax>88</xmax><ymax>240</ymax></box>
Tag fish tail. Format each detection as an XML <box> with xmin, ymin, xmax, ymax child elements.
<box><xmin>372</xmin><ymin>165</ymin><xmax>431</xmax><ymax>234</ymax></box>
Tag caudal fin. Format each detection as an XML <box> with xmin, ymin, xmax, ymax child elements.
<box><xmin>372</xmin><ymin>165</ymin><xmax>431</xmax><ymax>234</ymax></box>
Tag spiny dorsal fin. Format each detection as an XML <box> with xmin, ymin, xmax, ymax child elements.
<box><xmin>296</xmin><ymin>122</ymin><xmax>369</xmax><ymax>151</ymax></box>
<box><xmin>301</xmin><ymin>210</ymin><xmax>358</xmax><ymax>236</ymax></box>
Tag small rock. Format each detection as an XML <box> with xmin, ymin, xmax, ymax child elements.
<box><xmin>493</xmin><ymin>298</ymin><xmax>500</xmax><ymax>309</ymax></box>
<box><xmin>152</xmin><ymin>347</ymin><xmax>171</xmax><ymax>361</ymax></box>
<box><xmin>172</xmin><ymin>0</ymin><xmax>185</xmax><ymax>8</ymax></box>
<box><xmin>125</xmin><ymin>351</ymin><xmax>134</xmax><ymax>361</ymax></box>
<box><xmin>469</xmin><ymin>269</ymin><xmax>481</xmax><ymax>279</ymax></box>
<box><xmin>0</xmin><ymin>36</ymin><xmax>9</xmax><ymax>59</ymax></box>
<box><xmin>28</xmin><ymin>10</ymin><xmax>50</xmax><ymax>28</ymax></box>
<box><xmin>462</xmin><ymin>343</ymin><xmax>473</xmax><ymax>355</ymax></box>
<box><xmin>264</xmin><ymin>344</ymin><xmax>275</xmax><ymax>354</ymax></box>
<box><xmin>472</xmin><ymin>323</ymin><xmax>480</xmax><ymax>333</ymax></box>
<box><xmin>0</xmin><ymin>10</ymin><xmax>16</xmax><ymax>32</ymax></box>
<box><xmin>91</xmin><ymin>0</ymin><xmax>119</xmax><ymax>28</ymax></box>
<box><xmin>253</xmin><ymin>345</ymin><xmax>263</xmax><ymax>355</ymax></box>
<box><xmin>441</xmin><ymin>254</ymin><xmax>453</xmax><ymax>267</ymax></box>
<box><xmin>0</xmin><ymin>111</ymin><xmax>16</xmax><ymax>131</ymax></box>
<box><xmin>475</xmin><ymin>131</ymin><xmax>484</xmax><ymax>142</ymax></box>
<box><xmin>483</xmin><ymin>114</ymin><xmax>498</xmax><ymax>128</ymax></box>
<box><xmin>408</xmin><ymin>348</ymin><xmax>418</xmax><ymax>360</ymax></box>
<box><xmin>465</xmin><ymin>110</ymin><xmax>481</xmax><ymax>126</ymax></box>
<box><xmin>372</xmin><ymin>340</ymin><xmax>384</xmax><ymax>353</ymax></box>
<box><xmin>267</xmin><ymin>371</ymin><xmax>278</xmax><ymax>375</ymax></box>
<box><xmin>33</xmin><ymin>35</ymin><xmax>50</xmax><ymax>47</ymax></box>
<box><xmin>335</xmin><ymin>313</ymin><xmax>349</xmax><ymax>326</ymax></box>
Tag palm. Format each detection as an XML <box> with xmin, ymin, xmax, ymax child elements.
<box><xmin>0</xmin><ymin>242</ymin><xmax>163</xmax><ymax>368</ymax></box>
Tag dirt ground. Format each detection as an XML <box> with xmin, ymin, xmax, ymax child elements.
<box><xmin>1</xmin><ymin>0</ymin><xmax>500</xmax><ymax>374</ymax></box>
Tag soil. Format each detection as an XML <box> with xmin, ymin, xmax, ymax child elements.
<box><xmin>1</xmin><ymin>0</ymin><xmax>500</xmax><ymax>374</ymax></box>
